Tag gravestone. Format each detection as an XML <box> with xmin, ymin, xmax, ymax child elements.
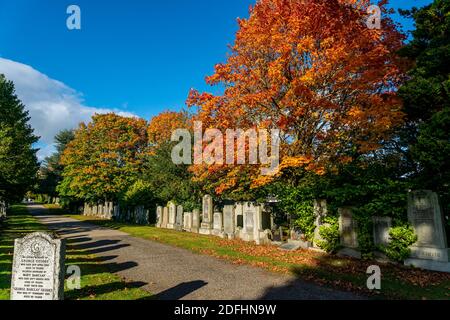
<box><xmin>234</xmin><ymin>203</ymin><xmax>244</xmax><ymax>239</ymax></box>
<box><xmin>313</xmin><ymin>199</ymin><xmax>328</xmax><ymax>248</ymax></box>
<box><xmin>113</xmin><ymin>205</ymin><xmax>120</xmax><ymax>219</ymax></box>
<box><xmin>212</xmin><ymin>212</ymin><xmax>225</xmax><ymax>238</ymax></box>
<box><xmin>223</xmin><ymin>205</ymin><xmax>235</xmax><ymax>239</ymax></box>
<box><xmin>405</xmin><ymin>190</ymin><xmax>449</xmax><ymax>272</ymax></box>
<box><xmin>156</xmin><ymin>206</ymin><xmax>163</xmax><ymax>228</ymax></box>
<box><xmin>372</xmin><ymin>216</ymin><xmax>392</xmax><ymax>246</ymax></box>
<box><xmin>338</xmin><ymin>208</ymin><xmax>361</xmax><ymax>259</ymax></box>
<box><xmin>199</xmin><ymin>195</ymin><xmax>213</xmax><ymax>235</ymax></box>
<box><xmin>162</xmin><ymin>207</ymin><xmax>169</xmax><ymax>229</ymax></box>
<box><xmin>11</xmin><ymin>232</ymin><xmax>66</xmax><ymax>300</ymax></box>
<box><xmin>240</xmin><ymin>202</ymin><xmax>256</xmax><ymax>242</ymax></box>
<box><xmin>183</xmin><ymin>212</ymin><xmax>192</xmax><ymax>231</ymax></box>
<box><xmin>167</xmin><ymin>202</ymin><xmax>176</xmax><ymax>229</ymax></box>
<box><xmin>176</xmin><ymin>205</ymin><xmax>184</xmax><ymax>231</ymax></box>
<box><xmin>191</xmin><ymin>209</ymin><xmax>200</xmax><ymax>233</ymax></box>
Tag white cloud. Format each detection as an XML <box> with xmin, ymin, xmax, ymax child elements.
<box><xmin>0</xmin><ymin>58</ymin><xmax>136</xmax><ymax>161</ymax></box>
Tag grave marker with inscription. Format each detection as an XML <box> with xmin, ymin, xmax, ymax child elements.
<box><xmin>373</xmin><ymin>216</ymin><xmax>392</xmax><ymax>246</ymax></box>
<box><xmin>10</xmin><ymin>232</ymin><xmax>66</xmax><ymax>300</ymax></box>
<box><xmin>199</xmin><ymin>195</ymin><xmax>213</xmax><ymax>235</ymax></box>
<box><xmin>405</xmin><ymin>191</ymin><xmax>450</xmax><ymax>272</ymax></box>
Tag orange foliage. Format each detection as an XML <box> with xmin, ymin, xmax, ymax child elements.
<box><xmin>187</xmin><ymin>0</ymin><xmax>406</xmax><ymax>194</ymax></box>
<box><xmin>147</xmin><ymin>111</ymin><xmax>191</xmax><ymax>146</ymax></box>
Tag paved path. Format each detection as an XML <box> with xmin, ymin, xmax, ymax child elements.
<box><xmin>29</xmin><ymin>204</ymin><xmax>364</xmax><ymax>300</ymax></box>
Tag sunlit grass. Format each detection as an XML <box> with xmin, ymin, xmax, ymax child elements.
<box><xmin>0</xmin><ymin>205</ymin><xmax>152</xmax><ymax>300</ymax></box>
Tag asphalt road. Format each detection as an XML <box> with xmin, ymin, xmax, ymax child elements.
<box><xmin>29</xmin><ymin>204</ymin><xmax>364</xmax><ymax>300</ymax></box>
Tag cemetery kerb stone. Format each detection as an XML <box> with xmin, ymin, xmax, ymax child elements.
<box><xmin>405</xmin><ymin>190</ymin><xmax>450</xmax><ymax>272</ymax></box>
<box><xmin>10</xmin><ymin>232</ymin><xmax>66</xmax><ymax>300</ymax></box>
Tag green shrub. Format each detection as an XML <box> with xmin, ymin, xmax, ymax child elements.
<box><xmin>384</xmin><ymin>225</ymin><xmax>418</xmax><ymax>262</ymax></box>
<box><xmin>317</xmin><ymin>217</ymin><xmax>340</xmax><ymax>253</ymax></box>
<box><xmin>122</xmin><ymin>180</ymin><xmax>155</xmax><ymax>208</ymax></box>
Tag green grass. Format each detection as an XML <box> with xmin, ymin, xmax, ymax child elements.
<box><xmin>62</xmin><ymin>211</ymin><xmax>450</xmax><ymax>300</ymax></box>
<box><xmin>0</xmin><ymin>205</ymin><xmax>152</xmax><ymax>300</ymax></box>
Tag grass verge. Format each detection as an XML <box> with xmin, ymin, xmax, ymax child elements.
<box><xmin>58</xmin><ymin>208</ymin><xmax>450</xmax><ymax>300</ymax></box>
<box><xmin>0</xmin><ymin>205</ymin><xmax>152</xmax><ymax>300</ymax></box>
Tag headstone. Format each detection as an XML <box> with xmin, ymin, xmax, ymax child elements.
<box><xmin>10</xmin><ymin>232</ymin><xmax>66</xmax><ymax>300</ymax></box>
<box><xmin>199</xmin><ymin>195</ymin><xmax>213</xmax><ymax>235</ymax></box>
<box><xmin>240</xmin><ymin>202</ymin><xmax>256</xmax><ymax>242</ymax></box>
<box><xmin>191</xmin><ymin>209</ymin><xmax>200</xmax><ymax>233</ymax></box>
<box><xmin>223</xmin><ymin>205</ymin><xmax>235</xmax><ymax>239</ymax></box>
<box><xmin>113</xmin><ymin>205</ymin><xmax>120</xmax><ymax>219</ymax></box>
<box><xmin>212</xmin><ymin>212</ymin><xmax>225</xmax><ymax>237</ymax></box>
<box><xmin>405</xmin><ymin>190</ymin><xmax>450</xmax><ymax>272</ymax></box>
<box><xmin>156</xmin><ymin>206</ymin><xmax>163</xmax><ymax>227</ymax></box>
<box><xmin>338</xmin><ymin>208</ymin><xmax>361</xmax><ymax>259</ymax></box>
<box><xmin>176</xmin><ymin>205</ymin><xmax>184</xmax><ymax>230</ymax></box>
<box><xmin>313</xmin><ymin>199</ymin><xmax>328</xmax><ymax>247</ymax></box>
<box><xmin>162</xmin><ymin>207</ymin><xmax>169</xmax><ymax>229</ymax></box>
<box><xmin>372</xmin><ymin>216</ymin><xmax>392</xmax><ymax>246</ymax></box>
<box><xmin>339</xmin><ymin>208</ymin><xmax>358</xmax><ymax>248</ymax></box>
<box><xmin>167</xmin><ymin>202</ymin><xmax>176</xmax><ymax>229</ymax></box>
<box><xmin>234</xmin><ymin>203</ymin><xmax>244</xmax><ymax>240</ymax></box>
<box><xmin>183</xmin><ymin>212</ymin><xmax>192</xmax><ymax>231</ymax></box>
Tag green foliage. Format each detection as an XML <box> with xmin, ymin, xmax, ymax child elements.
<box><xmin>37</xmin><ymin>129</ymin><xmax>75</xmax><ymax>198</ymax></box>
<box><xmin>0</xmin><ymin>75</ymin><xmax>39</xmax><ymax>203</ymax></box>
<box><xmin>121</xmin><ymin>180</ymin><xmax>155</xmax><ymax>208</ymax></box>
<box><xmin>142</xmin><ymin>142</ymin><xmax>200</xmax><ymax>208</ymax></box>
<box><xmin>398</xmin><ymin>0</ymin><xmax>450</xmax><ymax>212</ymax></box>
<box><xmin>384</xmin><ymin>225</ymin><xmax>418</xmax><ymax>262</ymax></box>
<box><xmin>317</xmin><ymin>216</ymin><xmax>340</xmax><ymax>253</ymax></box>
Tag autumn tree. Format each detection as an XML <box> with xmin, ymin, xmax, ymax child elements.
<box><xmin>147</xmin><ymin>110</ymin><xmax>191</xmax><ymax>147</ymax></box>
<box><xmin>58</xmin><ymin>113</ymin><xmax>148</xmax><ymax>203</ymax></box>
<box><xmin>143</xmin><ymin>111</ymin><xmax>200</xmax><ymax>208</ymax></box>
<box><xmin>0</xmin><ymin>75</ymin><xmax>39</xmax><ymax>203</ymax></box>
<box><xmin>187</xmin><ymin>0</ymin><xmax>406</xmax><ymax>195</ymax></box>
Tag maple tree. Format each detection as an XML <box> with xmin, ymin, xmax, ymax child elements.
<box><xmin>58</xmin><ymin>113</ymin><xmax>148</xmax><ymax>202</ymax></box>
<box><xmin>147</xmin><ymin>110</ymin><xmax>191</xmax><ymax>146</ymax></box>
<box><xmin>187</xmin><ymin>0</ymin><xmax>406</xmax><ymax>195</ymax></box>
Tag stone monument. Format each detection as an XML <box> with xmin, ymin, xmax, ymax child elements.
<box><xmin>167</xmin><ymin>202</ymin><xmax>176</xmax><ymax>229</ymax></box>
<box><xmin>338</xmin><ymin>208</ymin><xmax>361</xmax><ymax>259</ymax></box>
<box><xmin>372</xmin><ymin>216</ymin><xmax>392</xmax><ymax>247</ymax></box>
<box><xmin>10</xmin><ymin>232</ymin><xmax>66</xmax><ymax>300</ymax></box>
<box><xmin>199</xmin><ymin>195</ymin><xmax>213</xmax><ymax>235</ymax></box>
<box><xmin>405</xmin><ymin>190</ymin><xmax>449</xmax><ymax>272</ymax></box>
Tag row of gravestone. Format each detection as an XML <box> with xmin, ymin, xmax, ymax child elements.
<box><xmin>314</xmin><ymin>191</ymin><xmax>449</xmax><ymax>273</ymax></box>
<box><xmin>83</xmin><ymin>202</ymin><xmax>149</xmax><ymax>225</ymax></box>
<box><xmin>156</xmin><ymin>195</ymin><xmax>274</xmax><ymax>245</ymax></box>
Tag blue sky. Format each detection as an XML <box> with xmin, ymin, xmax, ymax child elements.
<box><xmin>0</xmin><ymin>0</ymin><xmax>433</xmax><ymax>159</ymax></box>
